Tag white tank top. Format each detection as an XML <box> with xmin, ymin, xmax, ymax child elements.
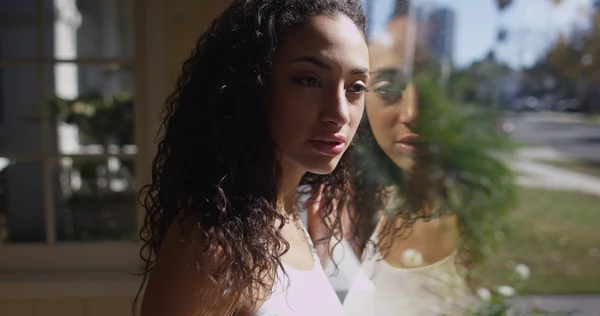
<box><xmin>256</xmin><ymin>227</ymin><xmax>344</xmax><ymax>316</ymax></box>
<box><xmin>342</xmin><ymin>230</ymin><xmax>475</xmax><ymax>316</ymax></box>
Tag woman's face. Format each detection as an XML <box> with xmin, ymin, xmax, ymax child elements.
<box><xmin>269</xmin><ymin>14</ymin><xmax>369</xmax><ymax>176</ymax></box>
<box><xmin>366</xmin><ymin>18</ymin><xmax>424</xmax><ymax>173</ymax></box>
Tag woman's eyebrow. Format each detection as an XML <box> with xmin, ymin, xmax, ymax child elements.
<box><xmin>370</xmin><ymin>67</ymin><xmax>400</xmax><ymax>76</ymax></box>
<box><xmin>289</xmin><ymin>55</ymin><xmax>369</xmax><ymax>75</ymax></box>
<box><xmin>288</xmin><ymin>56</ymin><xmax>331</xmax><ymax>69</ymax></box>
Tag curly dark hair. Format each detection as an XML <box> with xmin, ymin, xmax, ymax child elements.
<box><xmin>134</xmin><ymin>0</ymin><xmax>366</xmax><ymax>312</ymax></box>
<box><xmin>351</xmin><ymin>113</ymin><xmax>446</xmax><ymax>259</ymax></box>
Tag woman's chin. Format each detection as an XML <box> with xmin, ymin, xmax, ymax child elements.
<box><xmin>390</xmin><ymin>156</ymin><xmax>414</xmax><ymax>173</ymax></box>
<box><xmin>306</xmin><ymin>157</ymin><xmax>342</xmax><ymax>175</ymax></box>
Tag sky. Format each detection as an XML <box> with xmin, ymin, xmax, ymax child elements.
<box><xmin>364</xmin><ymin>0</ymin><xmax>594</xmax><ymax>68</ymax></box>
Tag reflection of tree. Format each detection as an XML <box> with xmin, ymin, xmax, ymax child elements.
<box><xmin>402</xmin><ymin>75</ymin><xmax>573</xmax><ymax>316</ymax></box>
<box><xmin>493</xmin><ymin>1</ymin><xmax>567</xmax><ymax>38</ymax></box>
<box><xmin>50</xmin><ymin>91</ymin><xmax>134</xmax><ymax>146</ymax></box>
<box><xmin>493</xmin><ymin>0</ymin><xmax>513</xmax><ymax>50</ymax></box>
<box><xmin>469</xmin><ymin>54</ymin><xmax>514</xmax><ymax>106</ymax></box>
<box><xmin>58</xmin><ymin>156</ymin><xmax>136</xmax><ymax>241</ymax></box>
<box><xmin>525</xmin><ymin>9</ymin><xmax>600</xmax><ymax>113</ymax></box>
<box><xmin>413</xmin><ymin>74</ymin><xmax>518</xmax><ymax>264</ymax></box>
<box><xmin>66</xmin><ymin>189</ymin><xmax>136</xmax><ymax>241</ymax></box>
<box><xmin>494</xmin><ymin>0</ymin><xmax>514</xmax><ymax>11</ymax></box>
<box><xmin>446</xmin><ymin>69</ymin><xmax>479</xmax><ymax>103</ymax></box>
<box><xmin>48</xmin><ymin>92</ymin><xmax>136</xmax><ymax>241</ymax></box>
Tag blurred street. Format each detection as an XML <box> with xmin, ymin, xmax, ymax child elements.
<box><xmin>508</xmin><ymin>112</ymin><xmax>600</xmax><ymax>165</ymax></box>
<box><xmin>504</xmin><ymin>111</ymin><xmax>600</xmax><ymax>315</ymax></box>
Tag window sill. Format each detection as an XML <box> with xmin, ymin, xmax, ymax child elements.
<box><xmin>0</xmin><ymin>242</ymin><xmax>142</xmax><ymax>271</ymax></box>
<box><xmin>0</xmin><ymin>242</ymin><xmax>144</xmax><ymax>298</ymax></box>
<box><xmin>0</xmin><ymin>271</ymin><xmax>142</xmax><ymax>299</ymax></box>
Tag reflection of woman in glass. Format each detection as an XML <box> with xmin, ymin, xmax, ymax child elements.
<box><xmin>343</xmin><ymin>7</ymin><xmax>473</xmax><ymax>316</ymax></box>
<box><xmin>137</xmin><ymin>1</ymin><xmax>370</xmax><ymax>315</ymax></box>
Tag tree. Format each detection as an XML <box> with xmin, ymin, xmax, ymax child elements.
<box><xmin>530</xmin><ymin>8</ymin><xmax>600</xmax><ymax>113</ymax></box>
<box><xmin>495</xmin><ymin>0</ymin><xmax>514</xmax><ymax>11</ymax></box>
<box><xmin>493</xmin><ymin>0</ymin><xmax>566</xmax><ymax>50</ymax></box>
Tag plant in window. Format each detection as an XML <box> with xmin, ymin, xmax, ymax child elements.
<box><xmin>413</xmin><ymin>74</ymin><xmax>576</xmax><ymax>316</ymax></box>
<box><xmin>50</xmin><ymin>91</ymin><xmax>134</xmax><ymax>147</ymax></box>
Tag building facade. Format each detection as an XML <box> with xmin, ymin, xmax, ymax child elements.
<box><xmin>414</xmin><ymin>4</ymin><xmax>456</xmax><ymax>64</ymax></box>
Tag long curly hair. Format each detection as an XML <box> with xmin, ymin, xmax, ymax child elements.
<box><xmin>350</xmin><ymin>109</ymin><xmax>448</xmax><ymax>260</ymax></box>
<box><xmin>135</xmin><ymin>0</ymin><xmax>366</xmax><ymax>312</ymax></box>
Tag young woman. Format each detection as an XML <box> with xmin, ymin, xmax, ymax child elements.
<box><xmin>136</xmin><ymin>1</ymin><xmax>369</xmax><ymax>315</ymax></box>
<box><xmin>342</xmin><ymin>7</ymin><xmax>474</xmax><ymax>316</ymax></box>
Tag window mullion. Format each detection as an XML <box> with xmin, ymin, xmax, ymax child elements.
<box><xmin>39</xmin><ymin>0</ymin><xmax>56</xmax><ymax>245</ymax></box>
<box><xmin>0</xmin><ymin>58</ymin><xmax>134</xmax><ymax>67</ymax></box>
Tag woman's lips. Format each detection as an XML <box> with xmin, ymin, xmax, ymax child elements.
<box><xmin>396</xmin><ymin>142</ymin><xmax>418</xmax><ymax>152</ymax></box>
<box><xmin>395</xmin><ymin>134</ymin><xmax>425</xmax><ymax>153</ymax></box>
<box><xmin>309</xmin><ymin>140</ymin><xmax>345</xmax><ymax>156</ymax></box>
<box><xmin>309</xmin><ymin>134</ymin><xmax>347</xmax><ymax>157</ymax></box>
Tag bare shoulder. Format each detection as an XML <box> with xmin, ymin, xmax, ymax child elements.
<box><xmin>140</xmin><ymin>215</ymin><xmax>249</xmax><ymax>316</ymax></box>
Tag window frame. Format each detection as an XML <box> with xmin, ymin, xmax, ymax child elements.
<box><xmin>0</xmin><ymin>0</ymin><xmax>166</xmax><ymax>294</ymax></box>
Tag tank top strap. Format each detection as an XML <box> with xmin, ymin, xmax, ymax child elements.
<box><xmin>300</xmin><ymin>224</ymin><xmax>314</xmax><ymax>247</ymax></box>
<box><xmin>299</xmin><ymin>224</ymin><xmax>322</xmax><ymax>264</ymax></box>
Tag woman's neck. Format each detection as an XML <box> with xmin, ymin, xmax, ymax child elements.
<box><xmin>277</xmin><ymin>158</ymin><xmax>306</xmax><ymax>216</ymax></box>
<box><xmin>379</xmin><ymin>177</ymin><xmax>460</xmax><ymax>267</ymax></box>
<box><xmin>381</xmin><ymin>171</ymin><xmax>437</xmax><ymax>217</ymax></box>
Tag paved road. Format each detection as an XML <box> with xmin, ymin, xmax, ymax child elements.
<box><xmin>320</xmin><ymin>113</ymin><xmax>600</xmax><ymax>313</ymax></box>
<box><xmin>513</xmin><ymin>157</ymin><xmax>600</xmax><ymax>196</ymax></box>
<box><xmin>507</xmin><ymin>112</ymin><xmax>600</xmax><ymax>164</ymax></box>
<box><xmin>515</xmin><ymin>295</ymin><xmax>600</xmax><ymax>316</ymax></box>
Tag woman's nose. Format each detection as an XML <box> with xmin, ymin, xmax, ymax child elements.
<box><xmin>320</xmin><ymin>87</ymin><xmax>351</xmax><ymax>127</ymax></box>
<box><xmin>396</xmin><ymin>83</ymin><xmax>419</xmax><ymax>126</ymax></box>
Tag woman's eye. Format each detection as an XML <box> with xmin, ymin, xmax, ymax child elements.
<box><xmin>294</xmin><ymin>76</ymin><xmax>321</xmax><ymax>87</ymax></box>
<box><xmin>374</xmin><ymin>82</ymin><xmax>398</xmax><ymax>94</ymax></box>
<box><xmin>347</xmin><ymin>83</ymin><xmax>368</xmax><ymax>94</ymax></box>
<box><xmin>373</xmin><ymin>81</ymin><xmax>404</xmax><ymax>103</ymax></box>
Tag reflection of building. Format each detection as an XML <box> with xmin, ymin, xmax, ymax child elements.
<box><xmin>413</xmin><ymin>4</ymin><xmax>456</xmax><ymax>64</ymax></box>
<box><xmin>466</xmin><ymin>52</ymin><xmax>516</xmax><ymax>107</ymax></box>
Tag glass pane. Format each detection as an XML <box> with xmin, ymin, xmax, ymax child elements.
<box><xmin>48</xmin><ymin>63</ymin><xmax>135</xmax><ymax>154</ymax></box>
<box><xmin>0</xmin><ymin>65</ymin><xmax>47</xmax><ymax>154</ymax></box>
<box><xmin>47</xmin><ymin>0</ymin><xmax>134</xmax><ymax>59</ymax></box>
<box><xmin>357</xmin><ymin>0</ymin><xmax>600</xmax><ymax>314</ymax></box>
<box><xmin>1</xmin><ymin>159</ymin><xmax>45</xmax><ymax>243</ymax></box>
<box><xmin>0</xmin><ymin>0</ymin><xmax>38</xmax><ymax>59</ymax></box>
<box><xmin>55</xmin><ymin>156</ymin><xmax>137</xmax><ymax>241</ymax></box>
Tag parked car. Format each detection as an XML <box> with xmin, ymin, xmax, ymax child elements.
<box><xmin>509</xmin><ymin>96</ymin><xmax>540</xmax><ymax>112</ymax></box>
<box><xmin>554</xmin><ymin>98</ymin><xmax>580</xmax><ymax>112</ymax></box>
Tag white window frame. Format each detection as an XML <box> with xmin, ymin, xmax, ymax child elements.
<box><xmin>0</xmin><ymin>0</ymin><xmax>165</xmax><ymax>298</ymax></box>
